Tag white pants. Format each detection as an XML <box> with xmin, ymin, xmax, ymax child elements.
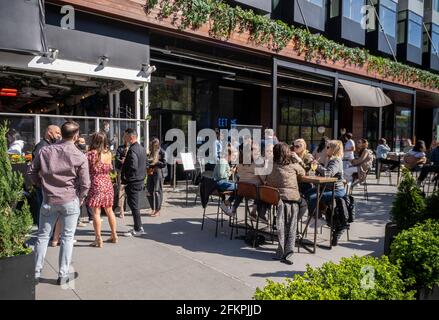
<box><xmin>344</xmin><ymin>166</ymin><xmax>358</xmax><ymax>182</ymax></box>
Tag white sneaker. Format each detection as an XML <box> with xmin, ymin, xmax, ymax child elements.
<box><xmin>223</xmin><ymin>207</ymin><xmax>235</xmax><ymax>217</ymax></box>
<box><xmin>220</xmin><ymin>202</ymin><xmax>230</xmax><ymax>214</ymax></box>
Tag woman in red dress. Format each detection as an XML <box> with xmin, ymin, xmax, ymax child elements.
<box><xmin>87</xmin><ymin>131</ymin><xmax>118</xmax><ymax>247</ymax></box>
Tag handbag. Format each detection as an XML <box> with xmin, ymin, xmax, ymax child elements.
<box><xmin>147</xmin><ymin>167</ymin><xmax>155</xmax><ymax>176</ymax></box>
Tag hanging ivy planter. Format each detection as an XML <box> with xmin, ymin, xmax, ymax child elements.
<box><xmin>144</xmin><ymin>0</ymin><xmax>439</xmax><ymax>91</ymax></box>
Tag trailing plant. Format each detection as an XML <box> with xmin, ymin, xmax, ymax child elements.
<box><xmin>390</xmin><ymin>167</ymin><xmax>426</xmax><ymax>230</ymax></box>
<box><xmin>390</xmin><ymin>219</ymin><xmax>439</xmax><ymax>291</ymax></box>
<box><xmin>144</xmin><ymin>0</ymin><xmax>439</xmax><ymax>91</ymax></box>
<box><xmin>254</xmin><ymin>255</ymin><xmax>414</xmax><ymax>300</ymax></box>
<box><xmin>0</xmin><ymin>122</ymin><xmax>33</xmax><ymax>258</ymax></box>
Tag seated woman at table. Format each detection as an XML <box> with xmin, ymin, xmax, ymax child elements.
<box><xmin>291</xmin><ymin>138</ymin><xmax>314</xmax><ymax>173</ymax></box>
<box><xmin>265</xmin><ymin>142</ymin><xmax>307</xmax><ymax>265</ymax></box>
<box><xmin>306</xmin><ymin>140</ymin><xmax>346</xmax><ymax>227</ymax></box>
<box><xmin>403</xmin><ymin>140</ymin><xmax>427</xmax><ymax>170</ymax></box>
<box><xmin>214</xmin><ymin>145</ymin><xmax>237</xmax><ymax>214</ymax></box>
<box><xmin>312</xmin><ymin>136</ymin><xmax>329</xmax><ymax>166</ymax></box>
<box><xmin>343</xmin><ymin>138</ymin><xmax>374</xmax><ymax>185</ymax></box>
<box><xmin>224</xmin><ymin>142</ymin><xmax>265</xmax><ymax>218</ymax></box>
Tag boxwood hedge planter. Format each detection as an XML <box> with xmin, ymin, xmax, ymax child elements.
<box><xmin>0</xmin><ymin>251</ymin><xmax>35</xmax><ymax>300</ymax></box>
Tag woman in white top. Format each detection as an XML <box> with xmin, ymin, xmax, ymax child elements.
<box><xmin>343</xmin><ymin>132</ymin><xmax>355</xmax><ymax>161</ymax></box>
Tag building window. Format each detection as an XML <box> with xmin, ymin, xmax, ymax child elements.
<box><xmin>431</xmin><ymin>24</ymin><xmax>439</xmax><ymax>55</ymax></box>
<box><xmin>150</xmin><ymin>72</ymin><xmax>193</xmax><ymax>111</ymax></box>
<box><xmin>434</xmin><ymin>0</ymin><xmax>439</xmax><ymax>12</ymax></box>
<box><xmin>407</xmin><ymin>12</ymin><xmax>423</xmax><ymax>48</ymax></box>
<box><xmin>379</xmin><ymin>0</ymin><xmax>397</xmax><ymax>37</ymax></box>
<box><xmin>342</xmin><ymin>0</ymin><xmax>364</xmax><ymax>23</ymax></box>
<box><xmin>278</xmin><ymin>93</ymin><xmax>332</xmax><ymax>149</ymax></box>
<box><xmin>330</xmin><ymin>0</ymin><xmax>340</xmax><ymax>18</ymax></box>
<box><xmin>307</xmin><ymin>0</ymin><xmax>324</xmax><ymax>7</ymax></box>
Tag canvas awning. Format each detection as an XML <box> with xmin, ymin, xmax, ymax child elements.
<box><xmin>339</xmin><ymin>79</ymin><xmax>392</xmax><ymax>107</ymax></box>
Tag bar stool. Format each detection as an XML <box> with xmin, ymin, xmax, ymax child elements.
<box><xmin>201</xmin><ymin>187</ymin><xmax>234</xmax><ymax>238</ymax></box>
<box><xmin>230</xmin><ymin>181</ymin><xmax>258</xmax><ymax>240</ymax></box>
<box><xmin>257</xmin><ymin>186</ymin><xmax>280</xmax><ymax>247</ymax></box>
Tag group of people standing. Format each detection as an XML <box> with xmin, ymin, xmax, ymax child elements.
<box><xmin>28</xmin><ymin>121</ymin><xmax>165</xmax><ymax>284</ymax></box>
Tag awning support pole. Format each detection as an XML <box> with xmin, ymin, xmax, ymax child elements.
<box><xmin>143</xmin><ymin>83</ymin><xmax>149</xmax><ymax>151</ymax></box>
<box><xmin>135</xmin><ymin>88</ymin><xmax>141</xmax><ymax>140</ymax></box>
<box><xmin>333</xmin><ymin>74</ymin><xmax>339</xmax><ymax>138</ymax></box>
<box><xmin>271</xmin><ymin>58</ymin><xmax>278</xmax><ymax>132</ymax></box>
<box><xmin>412</xmin><ymin>91</ymin><xmax>417</xmax><ymax>143</ymax></box>
<box><xmin>35</xmin><ymin>115</ymin><xmax>40</xmax><ymax>146</ymax></box>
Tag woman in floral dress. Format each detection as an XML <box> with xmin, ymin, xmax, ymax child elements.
<box><xmin>87</xmin><ymin>131</ymin><xmax>118</xmax><ymax>247</ymax></box>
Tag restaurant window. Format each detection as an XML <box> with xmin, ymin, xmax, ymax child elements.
<box><xmin>380</xmin><ymin>0</ymin><xmax>397</xmax><ymax>37</ymax></box>
<box><xmin>278</xmin><ymin>93</ymin><xmax>332</xmax><ymax>150</ymax></box>
<box><xmin>150</xmin><ymin>72</ymin><xmax>193</xmax><ymax>111</ymax></box>
<box><xmin>343</xmin><ymin>0</ymin><xmax>364</xmax><ymax>23</ymax></box>
<box><xmin>395</xmin><ymin>106</ymin><xmax>412</xmax><ymax>150</ymax></box>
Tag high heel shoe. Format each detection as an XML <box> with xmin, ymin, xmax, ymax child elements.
<box><xmin>107</xmin><ymin>234</ymin><xmax>118</xmax><ymax>244</ymax></box>
<box><xmin>90</xmin><ymin>237</ymin><xmax>103</xmax><ymax>248</ymax></box>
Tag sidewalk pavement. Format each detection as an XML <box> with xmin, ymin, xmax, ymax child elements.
<box><xmin>34</xmin><ymin>175</ymin><xmax>396</xmax><ymax>300</ymax></box>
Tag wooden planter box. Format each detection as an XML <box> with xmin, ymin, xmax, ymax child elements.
<box><xmin>0</xmin><ymin>251</ymin><xmax>35</xmax><ymax>300</ymax></box>
<box><xmin>418</xmin><ymin>285</ymin><xmax>439</xmax><ymax>300</ymax></box>
<box><xmin>384</xmin><ymin>222</ymin><xmax>400</xmax><ymax>256</ymax></box>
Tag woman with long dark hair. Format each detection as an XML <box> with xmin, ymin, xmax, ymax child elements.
<box><xmin>403</xmin><ymin>140</ymin><xmax>427</xmax><ymax>170</ymax></box>
<box><xmin>146</xmin><ymin>137</ymin><xmax>166</xmax><ymax>217</ymax></box>
<box><xmin>86</xmin><ymin>131</ymin><xmax>118</xmax><ymax>247</ymax></box>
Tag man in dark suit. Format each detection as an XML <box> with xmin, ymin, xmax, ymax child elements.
<box><xmin>121</xmin><ymin>128</ymin><xmax>147</xmax><ymax>236</ymax></box>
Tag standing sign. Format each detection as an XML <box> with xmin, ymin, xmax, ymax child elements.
<box><xmin>180</xmin><ymin>152</ymin><xmax>195</xmax><ymax>171</ymax></box>
<box><xmin>180</xmin><ymin>153</ymin><xmax>196</xmax><ymax>207</ymax></box>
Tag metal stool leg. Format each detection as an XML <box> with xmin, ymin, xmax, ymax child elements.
<box><xmin>216</xmin><ymin>197</ymin><xmax>220</xmax><ymax>237</ymax></box>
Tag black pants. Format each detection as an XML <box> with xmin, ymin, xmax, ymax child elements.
<box><xmin>146</xmin><ymin>174</ymin><xmax>163</xmax><ymax>211</ymax></box>
<box><xmin>126</xmin><ymin>181</ymin><xmax>144</xmax><ymax>231</ymax></box>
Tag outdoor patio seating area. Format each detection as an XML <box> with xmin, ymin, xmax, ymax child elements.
<box><xmin>33</xmin><ymin>173</ymin><xmax>395</xmax><ymax>300</ymax></box>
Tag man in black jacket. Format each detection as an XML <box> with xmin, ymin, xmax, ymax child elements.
<box><xmin>121</xmin><ymin>128</ymin><xmax>147</xmax><ymax>236</ymax></box>
<box><xmin>115</xmin><ymin>134</ymin><xmax>130</xmax><ymax>218</ymax></box>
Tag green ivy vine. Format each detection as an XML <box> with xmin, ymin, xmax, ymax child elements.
<box><xmin>144</xmin><ymin>0</ymin><xmax>439</xmax><ymax>90</ymax></box>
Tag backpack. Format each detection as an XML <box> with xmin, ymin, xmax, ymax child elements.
<box><xmin>244</xmin><ymin>230</ymin><xmax>266</xmax><ymax>247</ymax></box>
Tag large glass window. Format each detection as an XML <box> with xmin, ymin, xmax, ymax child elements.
<box><xmin>343</xmin><ymin>0</ymin><xmax>364</xmax><ymax>23</ymax></box>
<box><xmin>434</xmin><ymin>0</ymin><xmax>439</xmax><ymax>12</ymax></box>
<box><xmin>330</xmin><ymin>0</ymin><xmax>340</xmax><ymax>18</ymax></box>
<box><xmin>407</xmin><ymin>13</ymin><xmax>423</xmax><ymax>48</ymax></box>
<box><xmin>380</xmin><ymin>0</ymin><xmax>397</xmax><ymax>37</ymax></box>
<box><xmin>307</xmin><ymin>0</ymin><xmax>324</xmax><ymax>7</ymax></box>
<box><xmin>150</xmin><ymin>72</ymin><xmax>193</xmax><ymax>111</ymax></box>
<box><xmin>431</xmin><ymin>24</ymin><xmax>439</xmax><ymax>55</ymax></box>
<box><xmin>278</xmin><ymin>93</ymin><xmax>332</xmax><ymax>150</ymax></box>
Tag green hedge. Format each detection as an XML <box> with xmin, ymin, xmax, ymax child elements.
<box><xmin>0</xmin><ymin>123</ymin><xmax>33</xmax><ymax>258</ymax></box>
<box><xmin>390</xmin><ymin>219</ymin><xmax>439</xmax><ymax>291</ymax></box>
<box><xmin>254</xmin><ymin>255</ymin><xmax>415</xmax><ymax>300</ymax></box>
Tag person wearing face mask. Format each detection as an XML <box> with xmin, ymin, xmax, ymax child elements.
<box><xmin>31</xmin><ymin>125</ymin><xmax>61</xmax><ymax>226</ymax></box>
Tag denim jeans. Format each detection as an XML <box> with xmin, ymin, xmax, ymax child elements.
<box><xmin>307</xmin><ymin>188</ymin><xmax>346</xmax><ymax>216</ymax></box>
<box><xmin>216</xmin><ymin>180</ymin><xmax>236</xmax><ymax>203</ymax></box>
<box><xmin>35</xmin><ymin>198</ymin><xmax>80</xmax><ymax>278</ymax></box>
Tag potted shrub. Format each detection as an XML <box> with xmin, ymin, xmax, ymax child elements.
<box><xmin>385</xmin><ymin>168</ymin><xmax>426</xmax><ymax>255</ymax></box>
<box><xmin>254</xmin><ymin>255</ymin><xmax>414</xmax><ymax>300</ymax></box>
<box><xmin>389</xmin><ymin>219</ymin><xmax>439</xmax><ymax>300</ymax></box>
<box><xmin>0</xmin><ymin>123</ymin><xmax>34</xmax><ymax>300</ymax></box>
